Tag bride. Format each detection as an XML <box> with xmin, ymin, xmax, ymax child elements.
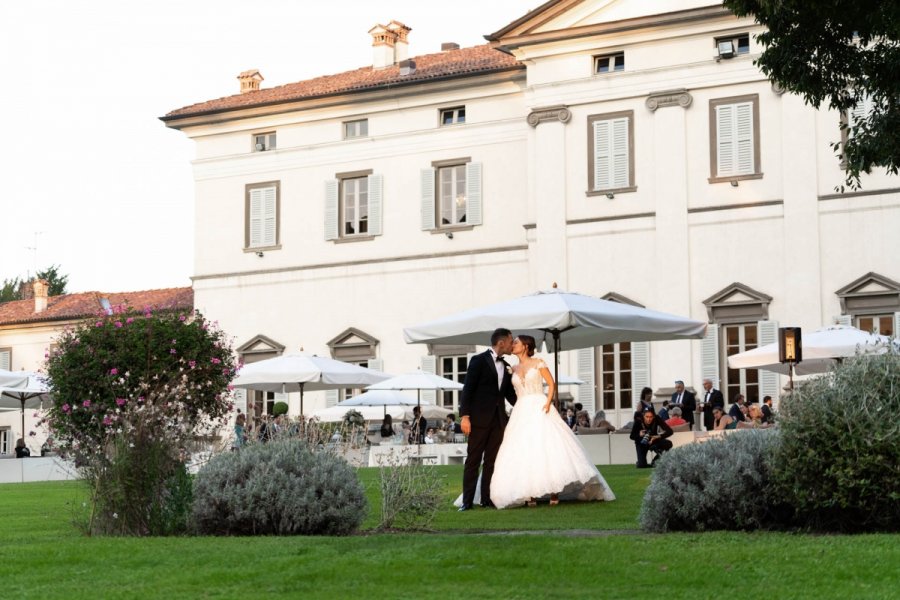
<box><xmin>457</xmin><ymin>335</ymin><xmax>616</xmax><ymax>508</ymax></box>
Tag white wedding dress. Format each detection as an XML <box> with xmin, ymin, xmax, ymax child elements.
<box><xmin>455</xmin><ymin>360</ymin><xmax>616</xmax><ymax>509</ymax></box>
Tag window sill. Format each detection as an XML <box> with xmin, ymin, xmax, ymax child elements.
<box><xmin>708</xmin><ymin>173</ymin><xmax>763</xmax><ymax>184</ymax></box>
<box><xmin>586</xmin><ymin>186</ymin><xmax>637</xmax><ymax>197</ymax></box>
<box><xmin>332</xmin><ymin>235</ymin><xmax>376</xmax><ymax>244</ymax></box>
<box><xmin>431</xmin><ymin>225</ymin><xmax>475</xmax><ymax>234</ymax></box>
<box><xmin>244</xmin><ymin>244</ymin><xmax>282</xmax><ymax>253</ymax></box>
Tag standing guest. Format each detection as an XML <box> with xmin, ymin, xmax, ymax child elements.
<box><xmin>232</xmin><ymin>413</ymin><xmax>247</xmax><ymax>451</ymax></box>
<box><xmin>670</xmin><ymin>379</ymin><xmax>697</xmax><ymax>430</ymax></box>
<box><xmin>729</xmin><ymin>394</ymin><xmax>747</xmax><ymax>423</ymax></box>
<box><xmin>591</xmin><ymin>410</ymin><xmax>617</xmax><ymax>433</ymax></box>
<box><xmin>658</xmin><ymin>400</ymin><xmax>671</xmax><ymax>422</ymax></box>
<box><xmin>634</xmin><ymin>387</ymin><xmax>655</xmax><ymax>420</ymax></box>
<box><xmin>761</xmin><ymin>396</ymin><xmax>775</xmax><ymax>423</ymax></box>
<box><xmin>401</xmin><ymin>420</ymin><xmax>411</xmax><ymax>444</ymax></box>
<box><xmin>630</xmin><ymin>410</ymin><xmax>673</xmax><ymax>468</ymax></box>
<box><xmin>700</xmin><ymin>379</ymin><xmax>725</xmax><ymax>431</ymax></box>
<box><xmin>409</xmin><ymin>406</ymin><xmax>427</xmax><ymax>444</ymax></box>
<box><xmin>564</xmin><ymin>408</ymin><xmax>577</xmax><ymax>430</ymax></box>
<box><xmin>380</xmin><ymin>414</ymin><xmax>395</xmax><ymax>439</ymax></box>
<box><xmin>665</xmin><ymin>406</ymin><xmax>688</xmax><ymax>428</ymax></box>
<box><xmin>444</xmin><ymin>413</ymin><xmax>462</xmax><ymax>434</ymax></box>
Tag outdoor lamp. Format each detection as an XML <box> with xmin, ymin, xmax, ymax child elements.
<box><xmin>778</xmin><ymin>327</ymin><xmax>802</xmax><ymax>364</ymax></box>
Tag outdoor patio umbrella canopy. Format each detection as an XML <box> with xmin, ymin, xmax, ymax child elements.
<box><xmin>403</xmin><ymin>288</ymin><xmax>706</xmax><ymax>401</ymax></box>
<box><xmin>232</xmin><ymin>353</ymin><xmax>391</xmax><ymax>415</ymax></box>
<box><xmin>0</xmin><ymin>372</ymin><xmax>50</xmax><ymax>441</ymax></box>
<box><xmin>727</xmin><ymin>325</ymin><xmax>895</xmax><ymax>376</ymax></box>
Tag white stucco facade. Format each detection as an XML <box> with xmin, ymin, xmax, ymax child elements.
<box><xmin>167</xmin><ymin>1</ymin><xmax>900</xmax><ymax>427</ymax></box>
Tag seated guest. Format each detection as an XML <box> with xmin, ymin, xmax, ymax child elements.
<box><xmin>738</xmin><ymin>404</ymin><xmax>774</xmax><ymax>429</ymax></box>
<box><xmin>380</xmin><ymin>414</ymin><xmax>395</xmax><ymax>438</ymax></box>
<box><xmin>424</xmin><ymin>428</ymin><xmax>436</xmax><ymax>444</ymax></box>
<box><xmin>728</xmin><ymin>394</ymin><xmax>747</xmax><ymax>423</ymax></box>
<box><xmin>15</xmin><ymin>438</ymin><xmax>31</xmax><ymax>458</ymax></box>
<box><xmin>401</xmin><ymin>420</ymin><xmax>411</xmax><ymax>444</ymax></box>
<box><xmin>760</xmin><ymin>396</ymin><xmax>775</xmax><ymax>424</ymax></box>
<box><xmin>575</xmin><ymin>410</ymin><xmax>592</xmax><ymax>430</ymax></box>
<box><xmin>591</xmin><ymin>410</ymin><xmax>617</xmax><ymax>433</ymax></box>
<box><xmin>630</xmin><ymin>409</ymin><xmax>674</xmax><ymax>468</ymax></box>
<box><xmin>713</xmin><ymin>406</ymin><xmax>736</xmax><ymax>430</ymax></box>
<box><xmin>658</xmin><ymin>400</ymin><xmax>670</xmax><ymax>422</ymax></box>
<box><xmin>665</xmin><ymin>406</ymin><xmax>688</xmax><ymax>428</ymax></box>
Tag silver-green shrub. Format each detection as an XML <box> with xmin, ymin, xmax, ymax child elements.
<box><xmin>375</xmin><ymin>450</ymin><xmax>443</xmax><ymax>531</ymax></box>
<box><xmin>772</xmin><ymin>352</ymin><xmax>900</xmax><ymax>532</ymax></box>
<box><xmin>640</xmin><ymin>430</ymin><xmax>781</xmax><ymax>532</ymax></box>
<box><xmin>191</xmin><ymin>439</ymin><xmax>367</xmax><ymax>535</ymax></box>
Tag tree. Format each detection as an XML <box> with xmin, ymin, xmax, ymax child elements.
<box><xmin>0</xmin><ymin>277</ymin><xmax>20</xmax><ymax>303</ymax></box>
<box><xmin>724</xmin><ymin>0</ymin><xmax>900</xmax><ymax>189</ymax></box>
<box><xmin>35</xmin><ymin>264</ymin><xmax>69</xmax><ymax>296</ymax></box>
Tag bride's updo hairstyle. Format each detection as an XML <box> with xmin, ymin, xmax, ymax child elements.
<box><xmin>517</xmin><ymin>335</ymin><xmax>537</xmax><ymax>357</ymax></box>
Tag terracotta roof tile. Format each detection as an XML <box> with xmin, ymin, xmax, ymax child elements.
<box><xmin>0</xmin><ymin>287</ymin><xmax>193</xmax><ymax>327</ymax></box>
<box><xmin>164</xmin><ymin>44</ymin><xmax>522</xmax><ymax>120</ymax></box>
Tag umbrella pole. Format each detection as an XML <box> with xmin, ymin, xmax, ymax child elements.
<box><xmin>299</xmin><ymin>383</ymin><xmax>305</xmax><ymax>419</ymax></box>
<box><xmin>21</xmin><ymin>399</ymin><xmax>26</xmax><ymax>443</ymax></box>
<box><xmin>553</xmin><ymin>330</ymin><xmax>561</xmax><ymax>410</ymax></box>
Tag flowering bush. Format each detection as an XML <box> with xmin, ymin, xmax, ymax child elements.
<box><xmin>44</xmin><ymin>306</ymin><xmax>236</xmax><ymax>535</ymax></box>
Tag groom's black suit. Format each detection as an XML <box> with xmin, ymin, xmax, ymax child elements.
<box><xmin>459</xmin><ymin>349</ymin><xmax>517</xmax><ymax>508</ymax></box>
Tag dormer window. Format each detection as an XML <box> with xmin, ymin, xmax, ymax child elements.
<box><xmin>595</xmin><ymin>52</ymin><xmax>624</xmax><ymax>74</ymax></box>
<box><xmin>253</xmin><ymin>132</ymin><xmax>276</xmax><ymax>152</ymax></box>
<box><xmin>715</xmin><ymin>33</ymin><xmax>750</xmax><ymax>59</ymax></box>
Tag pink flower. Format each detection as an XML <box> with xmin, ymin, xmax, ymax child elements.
<box><xmin>95</xmin><ymin>321</ymin><xmax>103</xmax><ymax>327</ymax></box>
<box><xmin>110</xmin><ymin>368</ymin><xmax>118</xmax><ymax>375</ymax></box>
<box><xmin>62</xmin><ymin>403</ymin><xmax>71</xmax><ymax>414</ymax></box>
<box><xmin>126</xmin><ymin>317</ymin><xmax>134</xmax><ymax>324</ymax></box>
<box><xmin>116</xmin><ymin>398</ymin><xmax>126</xmax><ymax>407</ymax></box>
<box><xmin>170</xmin><ymin>348</ymin><xmax>177</xmax><ymax>354</ymax></box>
<box><xmin>114</xmin><ymin>321</ymin><xmax>123</xmax><ymax>328</ymax></box>
<box><xmin>211</xmin><ymin>357</ymin><xmax>221</xmax><ymax>365</ymax></box>
<box><xmin>103</xmin><ymin>415</ymin><xmax>112</xmax><ymax>426</ymax></box>
<box><xmin>82</xmin><ymin>400</ymin><xmax>91</xmax><ymax>408</ymax></box>
<box><xmin>188</xmin><ymin>360</ymin><xmax>196</xmax><ymax>368</ymax></box>
<box><xmin>179</xmin><ymin>315</ymin><xmax>186</xmax><ymax>322</ymax></box>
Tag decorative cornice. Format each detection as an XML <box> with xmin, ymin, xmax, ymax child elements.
<box><xmin>527</xmin><ymin>105</ymin><xmax>571</xmax><ymax>127</ymax></box>
<box><xmin>645</xmin><ymin>88</ymin><xmax>693</xmax><ymax>112</ymax></box>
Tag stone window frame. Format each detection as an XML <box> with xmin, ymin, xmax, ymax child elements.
<box><xmin>252</xmin><ymin>131</ymin><xmax>276</xmax><ymax>152</ymax></box>
<box><xmin>708</xmin><ymin>94</ymin><xmax>763</xmax><ymax>183</ymax></box>
<box><xmin>327</xmin><ymin>327</ymin><xmax>380</xmax><ymax>363</ymax></box>
<box><xmin>439</xmin><ymin>106</ymin><xmax>466</xmax><ymax>127</ymax></box>
<box><xmin>431</xmin><ymin>157</ymin><xmax>474</xmax><ymax>231</ymax></box>
<box><xmin>594</xmin><ymin>51</ymin><xmax>625</xmax><ymax>74</ymax></box>
<box><xmin>335</xmin><ymin>169</ymin><xmax>374</xmax><ymax>241</ymax></box>
<box><xmin>343</xmin><ymin>119</ymin><xmax>369</xmax><ymax>140</ymax></box>
<box><xmin>836</xmin><ymin>272</ymin><xmax>900</xmax><ymax>317</ymax></box>
<box><xmin>244</xmin><ymin>181</ymin><xmax>281</xmax><ymax>252</ymax></box>
<box><xmin>587</xmin><ymin>110</ymin><xmax>637</xmax><ymax>196</ymax></box>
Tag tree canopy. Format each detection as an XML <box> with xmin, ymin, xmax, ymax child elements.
<box><xmin>724</xmin><ymin>0</ymin><xmax>900</xmax><ymax>189</ymax></box>
<box><xmin>0</xmin><ymin>264</ymin><xmax>69</xmax><ymax>303</ymax></box>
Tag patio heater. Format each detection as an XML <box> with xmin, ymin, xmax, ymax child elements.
<box><xmin>778</xmin><ymin>327</ymin><xmax>802</xmax><ymax>390</ymax></box>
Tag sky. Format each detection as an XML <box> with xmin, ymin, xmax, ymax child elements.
<box><xmin>0</xmin><ymin>0</ymin><xmax>534</xmax><ymax>294</ymax></box>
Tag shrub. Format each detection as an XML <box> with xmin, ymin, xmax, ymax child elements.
<box><xmin>272</xmin><ymin>401</ymin><xmax>289</xmax><ymax>416</ymax></box>
<box><xmin>43</xmin><ymin>307</ymin><xmax>235</xmax><ymax>535</ymax></box>
<box><xmin>640</xmin><ymin>430</ymin><xmax>783</xmax><ymax>532</ymax></box>
<box><xmin>772</xmin><ymin>352</ymin><xmax>900</xmax><ymax>532</ymax></box>
<box><xmin>192</xmin><ymin>439</ymin><xmax>367</xmax><ymax>535</ymax></box>
<box><xmin>375</xmin><ymin>450</ymin><xmax>443</xmax><ymax>531</ymax></box>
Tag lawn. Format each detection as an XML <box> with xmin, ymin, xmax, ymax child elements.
<box><xmin>1</xmin><ymin>466</ymin><xmax>897</xmax><ymax>599</ymax></box>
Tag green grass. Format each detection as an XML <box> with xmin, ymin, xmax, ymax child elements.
<box><xmin>1</xmin><ymin>467</ymin><xmax>898</xmax><ymax>599</ymax></box>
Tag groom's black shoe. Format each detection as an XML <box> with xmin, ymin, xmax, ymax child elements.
<box><xmin>480</xmin><ymin>500</ymin><xmax>496</xmax><ymax>509</ymax></box>
<box><xmin>458</xmin><ymin>504</ymin><xmax>473</xmax><ymax>512</ymax></box>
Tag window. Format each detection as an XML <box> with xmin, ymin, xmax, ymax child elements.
<box><xmin>0</xmin><ymin>347</ymin><xmax>10</xmax><ymax>371</ymax></box>
<box><xmin>597</xmin><ymin>342</ymin><xmax>633</xmax><ymax>411</ymax></box>
<box><xmin>709</xmin><ymin>95</ymin><xmax>761</xmax><ymax>182</ymax></box>
<box><xmin>325</xmin><ymin>172</ymin><xmax>382</xmax><ymax>241</ymax></box>
<box><xmin>722</xmin><ymin>323</ymin><xmax>760</xmax><ymax>403</ymax></box>
<box><xmin>856</xmin><ymin>315</ymin><xmax>895</xmax><ymax>336</ymax></box>
<box><xmin>841</xmin><ymin>94</ymin><xmax>875</xmax><ymax>166</ymax></box>
<box><xmin>343</xmin><ymin>119</ymin><xmax>368</xmax><ymax>139</ymax></box>
<box><xmin>440</xmin><ymin>106</ymin><xmax>465</xmax><ymax>126</ymax></box>
<box><xmin>342</xmin><ymin>176</ymin><xmax>369</xmax><ymax>236</ymax></box>
<box><xmin>421</xmin><ymin>160</ymin><xmax>482</xmax><ymax>231</ymax></box>
<box><xmin>439</xmin><ymin>164</ymin><xmax>467</xmax><ymax>226</ymax></box>
<box><xmin>595</xmin><ymin>52</ymin><xmax>624</xmax><ymax>73</ymax></box>
<box><xmin>245</xmin><ymin>182</ymin><xmax>280</xmax><ymax>250</ymax></box>
<box><xmin>0</xmin><ymin>428</ymin><xmax>10</xmax><ymax>455</ymax></box>
<box><xmin>253</xmin><ymin>132</ymin><xmax>276</xmax><ymax>152</ymax></box>
<box><xmin>588</xmin><ymin>111</ymin><xmax>634</xmax><ymax>194</ymax></box>
<box><xmin>715</xmin><ymin>33</ymin><xmax>749</xmax><ymax>59</ymax></box>
<box><xmin>439</xmin><ymin>355</ymin><xmax>469</xmax><ymax>411</ymax></box>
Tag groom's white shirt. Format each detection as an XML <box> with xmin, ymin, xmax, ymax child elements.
<box><xmin>488</xmin><ymin>349</ymin><xmax>503</xmax><ymax>389</ymax></box>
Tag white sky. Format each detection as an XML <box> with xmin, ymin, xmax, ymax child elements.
<box><xmin>0</xmin><ymin>0</ymin><xmax>534</xmax><ymax>294</ymax></box>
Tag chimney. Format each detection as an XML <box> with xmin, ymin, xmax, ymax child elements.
<box><xmin>33</xmin><ymin>279</ymin><xmax>49</xmax><ymax>314</ymax></box>
<box><xmin>368</xmin><ymin>24</ymin><xmax>397</xmax><ymax>69</ymax></box>
<box><xmin>441</xmin><ymin>42</ymin><xmax>460</xmax><ymax>51</ymax></box>
<box><xmin>388</xmin><ymin>20</ymin><xmax>412</xmax><ymax>63</ymax></box>
<box><xmin>237</xmin><ymin>69</ymin><xmax>264</xmax><ymax>94</ymax></box>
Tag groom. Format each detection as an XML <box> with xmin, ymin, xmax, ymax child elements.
<box><xmin>458</xmin><ymin>328</ymin><xmax>518</xmax><ymax>511</ymax></box>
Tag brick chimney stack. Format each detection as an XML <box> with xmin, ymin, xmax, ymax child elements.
<box><xmin>369</xmin><ymin>21</ymin><xmax>412</xmax><ymax>69</ymax></box>
<box><xmin>388</xmin><ymin>20</ymin><xmax>411</xmax><ymax>63</ymax></box>
<box><xmin>33</xmin><ymin>279</ymin><xmax>49</xmax><ymax>314</ymax></box>
<box><xmin>237</xmin><ymin>69</ymin><xmax>264</xmax><ymax>93</ymax></box>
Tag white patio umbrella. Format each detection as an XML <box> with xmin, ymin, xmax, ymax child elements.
<box><xmin>0</xmin><ymin>372</ymin><xmax>50</xmax><ymax>441</ymax></box>
<box><xmin>403</xmin><ymin>286</ymin><xmax>706</xmax><ymax>402</ymax></box>
<box><xmin>338</xmin><ymin>389</ymin><xmax>427</xmax><ymax>416</ymax></box>
<box><xmin>0</xmin><ymin>369</ymin><xmax>30</xmax><ymax>388</ymax></box>
<box><xmin>365</xmin><ymin>371</ymin><xmax>463</xmax><ymax>409</ymax></box>
<box><xmin>727</xmin><ymin>325</ymin><xmax>895</xmax><ymax>376</ymax></box>
<box><xmin>232</xmin><ymin>353</ymin><xmax>392</xmax><ymax>416</ymax></box>
<box><xmin>310</xmin><ymin>403</ymin><xmax>452</xmax><ymax>423</ymax></box>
